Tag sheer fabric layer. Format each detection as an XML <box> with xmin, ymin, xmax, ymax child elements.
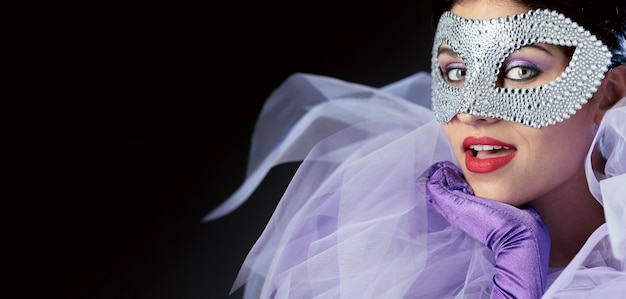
<box><xmin>210</xmin><ymin>73</ymin><xmax>626</xmax><ymax>298</ymax></box>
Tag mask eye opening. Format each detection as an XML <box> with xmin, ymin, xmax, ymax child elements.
<box><xmin>495</xmin><ymin>44</ymin><xmax>576</xmax><ymax>88</ymax></box>
<box><xmin>436</xmin><ymin>44</ymin><xmax>467</xmax><ymax>87</ymax></box>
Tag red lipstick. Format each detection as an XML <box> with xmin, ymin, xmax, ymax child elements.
<box><xmin>463</xmin><ymin>136</ymin><xmax>516</xmax><ymax>173</ymax></box>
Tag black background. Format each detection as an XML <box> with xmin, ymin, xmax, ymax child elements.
<box><xmin>3</xmin><ymin>1</ymin><xmax>433</xmax><ymax>298</ymax></box>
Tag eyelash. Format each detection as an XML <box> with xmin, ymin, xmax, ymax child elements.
<box><xmin>441</xmin><ymin>64</ymin><xmax>466</xmax><ymax>83</ymax></box>
<box><xmin>503</xmin><ymin>65</ymin><xmax>540</xmax><ymax>81</ymax></box>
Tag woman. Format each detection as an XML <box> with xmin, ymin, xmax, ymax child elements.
<box><xmin>206</xmin><ymin>0</ymin><xmax>626</xmax><ymax>297</ymax></box>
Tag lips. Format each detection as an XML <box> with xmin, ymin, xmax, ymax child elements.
<box><xmin>463</xmin><ymin>136</ymin><xmax>517</xmax><ymax>173</ymax></box>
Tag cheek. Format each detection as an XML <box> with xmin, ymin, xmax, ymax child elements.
<box><xmin>525</xmin><ymin>122</ymin><xmax>594</xmax><ymax>177</ymax></box>
<box><xmin>526</xmin><ymin>101</ymin><xmax>597</xmax><ymax>151</ymax></box>
<box><xmin>441</xmin><ymin>124</ymin><xmax>468</xmax><ymax>167</ymax></box>
<box><xmin>442</xmin><ymin>125</ymin><xmax>461</xmax><ymax>152</ymax></box>
<box><xmin>442</xmin><ymin>125</ymin><xmax>453</xmax><ymax>143</ymax></box>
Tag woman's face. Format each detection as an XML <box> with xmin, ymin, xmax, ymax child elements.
<box><xmin>439</xmin><ymin>0</ymin><xmax>600</xmax><ymax>206</ymax></box>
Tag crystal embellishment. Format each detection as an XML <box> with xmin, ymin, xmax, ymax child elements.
<box><xmin>431</xmin><ymin>9</ymin><xmax>612</xmax><ymax>128</ymax></box>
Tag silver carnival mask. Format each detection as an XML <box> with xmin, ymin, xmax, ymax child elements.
<box><xmin>431</xmin><ymin>9</ymin><xmax>613</xmax><ymax>128</ymax></box>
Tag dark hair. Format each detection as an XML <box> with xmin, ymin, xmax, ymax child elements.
<box><xmin>431</xmin><ymin>0</ymin><xmax>626</xmax><ymax>67</ymax></box>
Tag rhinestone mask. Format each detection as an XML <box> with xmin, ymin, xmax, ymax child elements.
<box><xmin>431</xmin><ymin>9</ymin><xmax>613</xmax><ymax>128</ymax></box>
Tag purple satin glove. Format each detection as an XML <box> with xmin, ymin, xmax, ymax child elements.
<box><xmin>424</xmin><ymin>161</ymin><xmax>550</xmax><ymax>299</ymax></box>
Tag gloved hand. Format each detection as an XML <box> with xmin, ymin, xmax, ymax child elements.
<box><xmin>424</xmin><ymin>161</ymin><xmax>551</xmax><ymax>299</ymax></box>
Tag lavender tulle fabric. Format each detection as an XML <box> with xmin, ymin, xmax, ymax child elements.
<box><xmin>205</xmin><ymin>72</ymin><xmax>626</xmax><ymax>298</ymax></box>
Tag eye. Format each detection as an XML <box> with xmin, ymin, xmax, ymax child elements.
<box><xmin>446</xmin><ymin>68</ymin><xmax>467</xmax><ymax>82</ymax></box>
<box><xmin>504</xmin><ymin>66</ymin><xmax>539</xmax><ymax>81</ymax></box>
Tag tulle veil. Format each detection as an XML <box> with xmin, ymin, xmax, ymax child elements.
<box><xmin>205</xmin><ymin>72</ymin><xmax>626</xmax><ymax>298</ymax></box>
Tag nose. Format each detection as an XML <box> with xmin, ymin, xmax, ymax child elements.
<box><xmin>456</xmin><ymin>113</ymin><xmax>499</xmax><ymax>125</ymax></box>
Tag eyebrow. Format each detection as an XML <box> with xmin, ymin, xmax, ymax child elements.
<box><xmin>523</xmin><ymin>44</ymin><xmax>555</xmax><ymax>56</ymax></box>
<box><xmin>437</xmin><ymin>47</ymin><xmax>461</xmax><ymax>58</ymax></box>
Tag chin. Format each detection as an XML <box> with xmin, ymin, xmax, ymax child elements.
<box><xmin>469</xmin><ymin>183</ymin><xmax>529</xmax><ymax>207</ymax></box>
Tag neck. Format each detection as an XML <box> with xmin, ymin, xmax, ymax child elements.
<box><xmin>531</xmin><ymin>164</ymin><xmax>605</xmax><ymax>268</ymax></box>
